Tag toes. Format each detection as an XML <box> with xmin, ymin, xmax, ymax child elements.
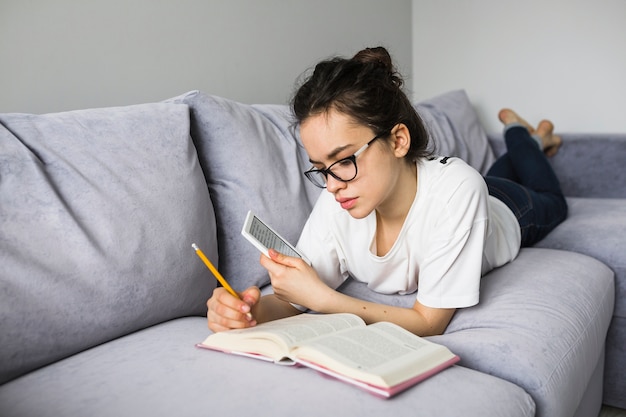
<box><xmin>544</xmin><ymin>135</ymin><xmax>562</xmax><ymax>157</ymax></box>
<box><xmin>536</xmin><ymin>120</ymin><xmax>554</xmax><ymax>136</ymax></box>
<box><xmin>498</xmin><ymin>108</ymin><xmax>516</xmax><ymax>124</ymax></box>
<box><xmin>536</xmin><ymin>120</ymin><xmax>560</xmax><ymax>156</ymax></box>
<box><xmin>499</xmin><ymin>109</ymin><xmax>534</xmax><ymax>133</ymax></box>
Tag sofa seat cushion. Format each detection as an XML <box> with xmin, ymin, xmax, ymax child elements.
<box><xmin>0</xmin><ymin>317</ymin><xmax>535</xmax><ymax>417</ymax></box>
<box><xmin>535</xmin><ymin>197</ymin><xmax>626</xmax><ymax>318</ymax></box>
<box><xmin>338</xmin><ymin>248</ymin><xmax>614</xmax><ymax>417</ymax></box>
<box><xmin>0</xmin><ymin>103</ymin><xmax>218</xmax><ymax>384</ymax></box>
<box><xmin>533</xmin><ymin>197</ymin><xmax>626</xmax><ymax>407</ymax></box>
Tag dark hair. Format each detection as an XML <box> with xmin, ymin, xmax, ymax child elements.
<box><xmin>291</xmin><ymin>46</ymin><xmax>431</xmax><ymax>162</ymax></box>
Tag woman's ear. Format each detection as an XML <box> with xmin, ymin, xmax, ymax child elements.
<box><xmin>391</xmin><ymin>123</ymin><xmax>411</xmax><ymax>158</ymax></box>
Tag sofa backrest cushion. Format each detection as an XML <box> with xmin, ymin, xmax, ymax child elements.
<box><xmin>416</xmin><ymin>89</ymin><xmax>495</xmax><ymax>175</ymax></box>
<box><xmin>169</xmin><ymin>91</ymin><xmax>322</xmax><ymax>291</ymax></box>
<box><xmin>0</xmin><ymin>103</ymin><xmax>217</xmax><ymax>384</ymax></box>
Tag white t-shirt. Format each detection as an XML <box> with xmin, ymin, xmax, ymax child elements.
<box><xmin>296</xmin><ymin>157</ymin><xmax>521</xmax><ymax>309</ymax></box>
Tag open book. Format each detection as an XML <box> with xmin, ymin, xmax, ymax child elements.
<box><xmin>198</xmin><ymin>313</ymin><xmax>459</xmax><ymax>398</ymax></box>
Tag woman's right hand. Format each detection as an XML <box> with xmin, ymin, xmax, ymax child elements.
<box><xmin>206</xmin><ymin>286</ymin><xmax>260</xmax><ymax>332</ymax></box>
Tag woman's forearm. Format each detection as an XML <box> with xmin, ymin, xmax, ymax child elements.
<box><xmin>314</xmin><ymin>290</ymin><xmax>455</xmax><ymax>336</ymax></box>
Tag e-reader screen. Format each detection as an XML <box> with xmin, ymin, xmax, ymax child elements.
<box><xmin>241</xmin><ymin>211</ymin><xmax>305</xmax><ymax>260</ymax></box>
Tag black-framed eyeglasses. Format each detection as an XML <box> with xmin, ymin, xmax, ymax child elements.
<box><xmin>304</xmin><ymin>133</ymin><xmax>385</xmax><ymax>188</ymax></box>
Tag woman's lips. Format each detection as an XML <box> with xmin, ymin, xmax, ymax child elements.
<box><xmin>337</xmin><ymin>197</ymin><xmax>357</xmax><ymax>210</ymax></box>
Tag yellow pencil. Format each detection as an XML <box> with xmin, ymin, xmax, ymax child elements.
<box><xmin>192</xmin><ymin>243</ymin><xmax>240</xmax><ymax>299</ymax></box>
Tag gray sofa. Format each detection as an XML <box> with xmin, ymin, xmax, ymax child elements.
<box><xmin>0</xmin><ymin>89</ymin><xmax>623</xmax><ymax>417</ymax></box>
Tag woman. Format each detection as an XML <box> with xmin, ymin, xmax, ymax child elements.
<box><xmin>206</xmin><ymin>47</ymin><xmax>567</xmax><ymax>336</ymax></box>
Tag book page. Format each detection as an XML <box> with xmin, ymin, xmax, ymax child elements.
<box><xmin>256</xmin><ymin>313</ymin><xmax>365</xmax><ymax>346</ymax></box>
<box><xmin>291</xmin><ymin>321</ymin><xmax>456</xmax><ymax>387</ymax></box>
<box><xmin>200</xmin><ymin>313</ymin><xmax>365</xmax><ymax>361</ymax></box>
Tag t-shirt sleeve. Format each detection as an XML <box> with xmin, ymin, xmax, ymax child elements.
<box><xmin>416</xmin><ymin>168</ymin><xmax>489</xmax><ymax>309</ymax></box>
<box><xmin>296</xmin><ymin>193</ymin><xmax>348</xmax><ymax>290</ymax></box>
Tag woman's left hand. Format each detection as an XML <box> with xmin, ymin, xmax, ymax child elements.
<box><xmin>259</xmin><ymin>249</ymin><xmax>333</xmax><ymax>311</ymax></box>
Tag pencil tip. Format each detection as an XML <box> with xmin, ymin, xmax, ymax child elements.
<box><xmin>192</xmin><ymin>243</ymin><xmax>198</xmax><ymax>250</ymax></box>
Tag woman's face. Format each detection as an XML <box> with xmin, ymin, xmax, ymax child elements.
<box><xmin>300</xmin><ymin>109</ymin><xmax>413</xmax><ymax>220</ymax></box>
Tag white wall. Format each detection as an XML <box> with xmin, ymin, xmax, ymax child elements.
<box><xmin>4</xmin><ymin>1</ymin><xmax>624</xmax><ymax>134</ymax></box>
<box><xmin>0</xmin><ymin>0</ymin><xmax>412</xmax><ymax>114</ymax></box>
<box><xmin>412</xmin><ymin>0</ymin><xmax>626</xmax><ymax>134</ymax></box>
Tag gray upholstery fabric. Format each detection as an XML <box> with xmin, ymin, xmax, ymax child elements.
<box><xmin>0</xmin><ymin>103</ymin><xmax>218</xmax><ymax>384</ymax></box>
<box><xmin>536</xmin><ymin>198</ymin><xmax>626</xmax><ymax>317</ymax></box>
<box><xmin>0</xmin><ymin>317</ymin><xmax>535</xmax><ymax>417</ymax></box>
<box><xmin>604</xmin><ymin>317</ymin><xmax>626</xmax><ymax>408</ymax></box>
<box><xmin>490</xmin><ymin>131</ymin><xmax>626</xmax><ymax>409</ymax></box>
<box><xmin>168</xmin><ymin>91</ymin><xmax>322</xmax><ymax>290</ymax></box>
<box><xmin>489</xmin><ymin>133</ymin><xmax>626</xmax><ymax>198</ymax></box>
<box><xmin>416</xmin><ymin>89</ymin><xmax>495</xmax><ymax>175</ymax></box>
<box><xmin>535</xmin><ymin>197</ymin><xmax>626</xmax><ymax>407</ymax></box>
<box><xmin>1</xmin><ymin>89</ymin><xmax>620</xmax><ymax>415</ymax></box>
<box><xmin>339</xmin><ymin>248</ymin><xmax>615</xmax><ymax>417</ymax></box>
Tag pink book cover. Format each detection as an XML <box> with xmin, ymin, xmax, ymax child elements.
<box><xmin>197</xmin><ymin>341</ymin><xmax>460</xmax><ymax>398</ymax></box>
<box><xmin>294</xmin><ymin>355</ymin><xmax>460</xmax><ymax>399</ymax></box>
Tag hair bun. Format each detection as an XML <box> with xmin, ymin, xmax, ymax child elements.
<box><xmin>352</xmin><ymin>47</ymin><xmax>394</xmax><ymax>72</ymax></box>
<box><xmin>352</xmin><ymin>46</ymin><xmax>402</xmax><ymax>88</ymax></box>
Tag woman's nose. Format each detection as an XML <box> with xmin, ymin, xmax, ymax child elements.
<box><xmin>325</xmin><ymin>175</ymin><xmax>346</xmax><ymax>193</ymax></box>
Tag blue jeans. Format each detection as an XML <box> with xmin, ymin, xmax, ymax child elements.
<box><xmin>484</xmin><ymin>125</ymin><xmax>568</xmax><ymax>247</ymax></box>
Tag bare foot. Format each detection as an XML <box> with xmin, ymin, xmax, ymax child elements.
<box><xmin>536</xmin><ymin>120</ymin><xmax>562</xmax><ymax>157</ymax></box>
<box><xmin>498</xmin><ymin>108</ymin><xmax>535</xmax><ymax>134</ymax></box>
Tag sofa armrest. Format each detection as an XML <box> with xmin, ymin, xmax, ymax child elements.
<box><xmin>488</xmin><ymin>133</ymin><xmax>626</xmax><ymax>198</ymax></box>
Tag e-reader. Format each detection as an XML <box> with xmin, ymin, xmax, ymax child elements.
<box><xmin>241</xmin><ymin>211</ymin><xmax>308</xmax><ymax>262</ymax></box>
